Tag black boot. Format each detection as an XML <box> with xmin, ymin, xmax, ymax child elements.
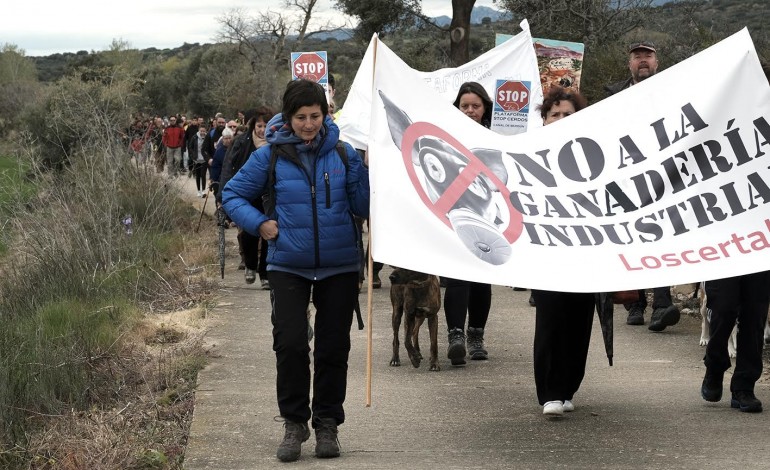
<box><xmin>731</xmin><ymin>390</ymin><xmax>762</xmax><ymax>413</ymax></box>
<box><xmin>276</xmin><ymin>420</ymin><xmax>310</xmax><ymax>462</ymax></box>
<box><xmin>701</xmin><ymin>370</ymin><xmax>723</xmax><ymax>402</ymax></box>
<box><xmin>314</xmin><ymin>417</ymin><xmax>341</xmax><ymax>458</ymax></box>
<box><xmin>447</xmin><ymin>327</ymin><xmax>466</xmax><ymax>366</ymax></box>
<box><xmin>466</xmin><ymin>327</ymin><xmax>488</xmax><ymax>360</ymax></box>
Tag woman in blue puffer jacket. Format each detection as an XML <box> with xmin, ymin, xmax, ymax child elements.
<box><xmin>222</xmin><ymin>79</ymin><xmax>369</xmax><ymax>463</ymax></box>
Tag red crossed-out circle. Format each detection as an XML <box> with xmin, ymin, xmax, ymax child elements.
<box><xmin>495</xmin><ymin>81</ymin><xmax>529</xmax><ymax>112</ymax></box>
<box><xmin>400</xmin><ymin>122</ymin><xmax>523</xmax><ymax>245</ymax></box>
<box><xmin>293</xmin><ymin>53</ymin><xmax>326</xmax><ymax>82</ymax></box>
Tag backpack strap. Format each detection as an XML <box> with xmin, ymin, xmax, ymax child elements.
<box><xmin>262</xmin><ymin>144</ymin><xmax>279</xmax><ymax>217</ymax></box>
<box><xmin>262</xmin><ymin>140</ymin><xmax>351</xmax><ymax>217</ymax></box>
<box><xmin>335</xmin><ymin>140</ymin><xmax>349</xmax><ymax>169</ymax></box>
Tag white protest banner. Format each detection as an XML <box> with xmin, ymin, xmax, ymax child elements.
<box><xmin>369</xmin><ymin>29</ymin><xmax>770</xmax><ymax>292</ymax></box>
<box><xmin>337</xmin><ymin>20</ymin><xmax>543</xmax><ymax>150</ymax></box>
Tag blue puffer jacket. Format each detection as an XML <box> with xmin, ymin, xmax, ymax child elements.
<box><xmin>222</xmin><ymin>113</ymin><xmax>369</xmax><ymax>278</ymax></box>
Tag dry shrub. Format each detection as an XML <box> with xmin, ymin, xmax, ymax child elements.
<box><xmin>0</xmin><ymin>64</ymin><xmax>216</xmax><ymax>468</ymax></box>
<box><xmin>20</xmin><ymin>304</ymin><xmax>208</xmax><ymax>470</ymax></box>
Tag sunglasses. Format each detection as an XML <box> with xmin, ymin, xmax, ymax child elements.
<box><xmin>227</xmin><ymin>125</ymin><xmax>238</xmax><ymax>129</ymax></box>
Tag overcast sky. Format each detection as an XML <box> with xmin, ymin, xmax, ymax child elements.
<box><xmin>2</xmin><ymin>0</ymin><xmax>499</xmax><ymax>57</ymax></box>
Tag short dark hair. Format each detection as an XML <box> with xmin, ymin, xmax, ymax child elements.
<box><xmin>243</xmin><ymin>106</ymin><xmax>275</xmax><ymax>132</ymax></box>
<box><xmin>452</xmin><ymin>81</ymin><xmax>493</xmax><ymax>128</ymax></box>
<box><xmin>538</xmin><ymin>86</ymin><xmax>588</xmax><ymax>120</ymax></box>
<box><xmin>282</xmin><ymin>79</ymin><xmax>328</xmax><ymax>122</ymax></box>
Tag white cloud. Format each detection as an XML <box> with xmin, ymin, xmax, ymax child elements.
<box><xmin>2</xmin><ymin>0</ymin><xmax>498</xmax><ymax>56</ymax></box>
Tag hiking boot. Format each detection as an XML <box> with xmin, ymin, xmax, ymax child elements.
<box><xmin>731</xmin><ymin>390</ymin><xmax>762</xmax><ymax>413</ymax></box>
<box><xmin>276</xmin><ymin>420</ymin><xmax>310</xmax><ymax>462</ymax></box>
<box><xmin>466</xmin><ymin>327</ymin><xmax>488</xmax><ymax>360</ymax></box>
<box><xmin>245</xmin><ymin>268</ymin><xmax>257</xmax><ymax>284</ymax></box>
<box><xmin>314</xmin><ymin>417</ymin><xmax>340</xmax><ymax>458</ymax></box>
<box><xmin>648</xmin><ymin>305</ymin><xmax>680</xmax><ymax>332</ymax></box>
<box><xmin>626</xmin><ymin>305</ymin><xmax>644</xmax><ymax>325</ymax></box>
<box><xmin>447</xmin><ymin>328</ymin><xmax>466</xmax><ymax>366</ymax></box>
<box><xmin>701</xmin><ymin>371</ymin><xmax>723</xmax><ymax>402</ymax></box>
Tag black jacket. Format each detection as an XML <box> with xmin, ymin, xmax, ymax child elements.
<box><xmin>604</xmin><ymin>77</ymin><xmax>634</xmax><ymax>97</ymax></box>
<box><xmin>217</xmin><ymin>131</ymin><xmax>256</xmax><ymax>204</ymax></box>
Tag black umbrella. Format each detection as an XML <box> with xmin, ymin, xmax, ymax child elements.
<box><xmin>216</xmin><ymin>206</ymin><xmax>226</xmax><ymax>279</ymax></box>
<box><xmin>594</xmin><ymin>292</ymin><xmax>614</xmax><ymax>366</ymax></box>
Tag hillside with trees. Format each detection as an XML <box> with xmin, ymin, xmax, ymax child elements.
<box><xmin>9</xmin><ymin>0</ymin><xmax>770</xmax><ymax>116</ymax></box>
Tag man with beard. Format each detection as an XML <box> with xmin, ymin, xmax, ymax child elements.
<box><xmin>162</xmin><ymin>115</ymin><xmax>185</xmax><ymax>177</ymax></box>
<box><xmin>605</xmin><ymin>41</ymin><xmax>680</xmax><ymax>332</ymax></box>
<box><xmin>605</xmin><ymin>41</ymin><xmax>659</xmax><ymax>95</ymax></box>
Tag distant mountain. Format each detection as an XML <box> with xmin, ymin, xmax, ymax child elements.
<box><xmin>432</xmin><ymin>5</ymin><xmax>512</xmax><ymax>27</ymax></box>
<box><xmin>534</xmin><ymin>42</ymin><xmax>583</xmax><ymax>59</ymax></box>
<box><xmin>306</xmin><ymin>29</ymin><xmax>356</xmax><ymax>41</ymax></box>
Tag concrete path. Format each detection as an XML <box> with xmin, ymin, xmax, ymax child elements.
<box><xmin>178</xmin><ymin>176</ymin><xmax>770</xmax><ymax>470</ymax></box>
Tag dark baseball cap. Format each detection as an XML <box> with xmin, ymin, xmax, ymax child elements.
<box><xmin>629</xmin><ymin>41</ymin><xmax>656</xmax><ymax>53</ymax></box>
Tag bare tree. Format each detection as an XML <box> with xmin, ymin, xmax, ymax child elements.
<box><xmin>287</xmin><ymin>0</ymin><xmax>318</xmax><ymax>46</ymax></box>
<box><xmin>218</xmin><ymin>2</ymin><xmax>347</xmax><ymax>70</ymax></box>
<box><xmin>216</xmin><ymin>8</ymin><xmax>288</xmax><ymax>72</ymax></box>
<box><xmin>494</xmin><ymin>0</ymin><xmax>656</xmax><ymax>46</ymax></box>
<box><xmin>334</xmin><ymin>0</ymin><xmax>478</xmax><ymax>66</ymax></box>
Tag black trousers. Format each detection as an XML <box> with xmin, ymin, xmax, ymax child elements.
<box><xmin>624</xmin><ymin>286</ymin><xmax>672</xmax><ymax>311</ymax></box>
<box><xmin>269</xmin><ymin>270</ymin><xmax>357</xmax><ymax>426</ymax></box>
<box><xmin>443</xmin><ymin>278</ymin><xmax>491</xmax><ymax>331</ymax></box>
<box><xmin>238</xmin><ymin>230</ymin><xmax>268</xmax><ymax>278</ymax></box>
<box><xmin>703</xmin><ymin>271</ymin><xmax>770</xmax><ymax>392</ymax></box>
<box><xmin>532</xmin><ymin>290</ymin><xmax>594</xmax><ymax>405</ymax></box>
<box><xmin>192</xmin><ymin>162</ymin><xmax>207</xmax><ymax>191</ymax></box>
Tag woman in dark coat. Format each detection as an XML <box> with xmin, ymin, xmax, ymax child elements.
<box><xmin>443</xmin><ymin>82</ymin><xmax>495</xmax><ymax>366</ymax></box>
<box><xmin>530</xmin><ymin>86</ymin><xmax>593</xmax><ymax>417</ymax></box>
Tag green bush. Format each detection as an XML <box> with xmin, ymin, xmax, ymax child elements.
<box><xmin>0</xmin><ymin>63</ymin><xmax>203</xmax><ymax>465</ymax></box>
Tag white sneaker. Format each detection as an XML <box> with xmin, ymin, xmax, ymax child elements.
<box><xmin>543</xmin><ymin>401</ymin><xmax>564</xmax><ymax>416</ymax></box>
<box><xmin>197</xmin><ymin>190</ymin><xmax>202</xmax><ymax>197</ymax></box>
<box><xmin>563</xmin><ymin>400</ymin><xmax>575</xmax><ymax>412</ymax></box>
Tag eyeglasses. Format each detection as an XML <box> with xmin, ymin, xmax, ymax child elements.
<box><xmin>228</xmin><ymin>125</ymin><xmax>238</xmax><ymax>129</ymax></box>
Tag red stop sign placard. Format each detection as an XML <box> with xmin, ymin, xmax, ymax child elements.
<box><xmin>495</xmin><ymin>81</ymin><xmax>529</xmax><ymax>112</ymax></box>
<box><xmin>292</xmin><ymin>53</ymin><xmax>326</xmax><ymax>82</ymax></box>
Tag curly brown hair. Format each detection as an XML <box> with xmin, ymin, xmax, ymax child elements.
<box><xmin>537</xmin><ymin>86</ymin><xmax>588</xmax><ymax>120</ymax></box>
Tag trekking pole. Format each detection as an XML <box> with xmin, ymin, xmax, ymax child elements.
<box><xmin>195</xmin><ymin>187</ymin><xmax>210</xmax><ymax>233</ymax></box>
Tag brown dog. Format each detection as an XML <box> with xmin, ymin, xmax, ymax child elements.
<box><xmin>389</xmin><ymin>267</ymin><xmax>442</xmax><ymax>371</ymax></box>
